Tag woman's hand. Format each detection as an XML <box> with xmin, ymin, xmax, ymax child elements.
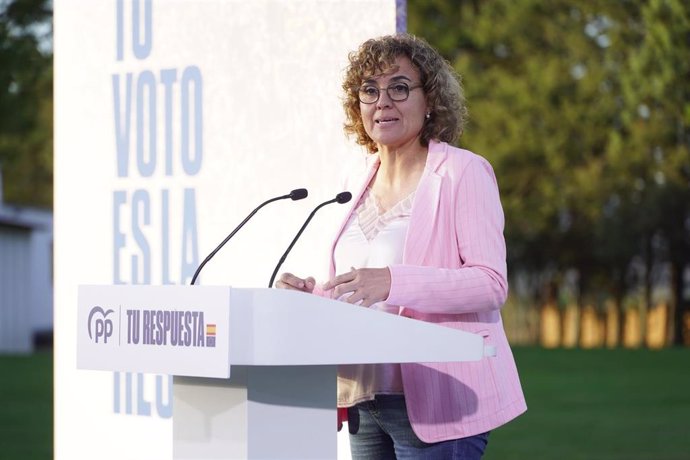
<box><xmin>275</xmin><ymin>272</ymin><xmax>316</xmax><ymax>293</ymax></box>
<box><xmin>323</xmin><ymin>267</ymin><xmax>391</xmax><ymax>307</ymax></box>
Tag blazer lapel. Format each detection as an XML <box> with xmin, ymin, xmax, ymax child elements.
<box><xmin>328</xmin><ymin>155</ymin><xmax>380</xmax><ymax>278</ymax></box>
<box><xmin>403</xmin><ymin>141</ymin><xmax>446</xmax><ymax>266</ymax></box>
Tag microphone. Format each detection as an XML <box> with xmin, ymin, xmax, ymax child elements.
<box><xmin>190</xmin><ymin>188</ymin><xmax>308</xmax><ymax>285</ymax></box>
<box><xmin>268</xmin><ymin>191</ymin><xmax>352</xmax><ymax>288</ymax></box>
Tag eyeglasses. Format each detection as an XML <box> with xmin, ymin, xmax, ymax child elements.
<box><xmin>357</xmin><ymin>82</ymin><xmax>423</xmax><ymax>104</ymax></box>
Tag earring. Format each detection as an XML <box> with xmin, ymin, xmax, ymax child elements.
<box><xmin>425</xmin><ymin>112</ymin><xmax>431</xmax><ymax>119</ymax></box>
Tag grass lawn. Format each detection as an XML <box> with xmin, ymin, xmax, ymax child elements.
<box><xmin>0</xmin><ymin>351</ymin><xmax>52</xmax><ymax>460</ymax></box>
<box><xmin>484</xmin><ymin>347</ymin><xmax>690</xmax><ymax>460</ymax></box>
<box><xmin>1</xmin><ymin>348</ymin><xmax>689</xmax><ymax>459</ymax></box>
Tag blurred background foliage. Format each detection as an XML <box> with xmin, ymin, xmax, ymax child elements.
<box><xmin>0</xmin><ymin>0</ymin><xmax>52</xmax><ymax>208</ymax></box>
<box><xmin>409</xmin><ymin>0</ymin><xmax>690</xmax><ymax>347</ymax></box>
<box><xmin>0</xmin><ymin>0</ymin><xmax>688</xmax><ymax>346</ymax></box>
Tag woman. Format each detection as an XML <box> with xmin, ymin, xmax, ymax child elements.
<box><xmin>277</xmin><ymin>34</ymin><xmax>526</xmax><ymax>459</ymax></box>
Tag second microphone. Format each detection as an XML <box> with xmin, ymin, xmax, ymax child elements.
<box><xmin>268</xmin><ymin>191</ymin><xmax>352</xmax><ymax>288</ymax></box>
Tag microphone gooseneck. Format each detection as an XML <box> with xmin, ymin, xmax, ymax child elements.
<box><xmin>190</xmin><ymin>188</ymin><xmax>308</xmax><ymax>285</ymax></box>
<box><xmin>268</xmin><ymin>191</ymin><xmax>352</xmax><ymax>288</ymax></box>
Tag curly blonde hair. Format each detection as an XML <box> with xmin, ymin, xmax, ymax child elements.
<box><xmin>342</xmin><ymin>34</ymin><xmax>467</xmax><ymax>153</ymax></box>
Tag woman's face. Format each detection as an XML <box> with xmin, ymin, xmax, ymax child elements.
<box><xmin>359</xmin><ymin>56</ymin><xmax>428</xmax><ymax>152</ymax></box>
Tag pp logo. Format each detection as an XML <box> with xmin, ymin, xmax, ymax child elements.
<box><xmin>88</xmin><ymin>306</ymin><xmax>115</xmax><ymax>343</ymax></box>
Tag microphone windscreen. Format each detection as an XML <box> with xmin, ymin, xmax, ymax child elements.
<box><xmin>290</xmin><ymin>188</ymin><xmax>308</xmax><ymax>200</ymax></box>
<box><xmin>336</xmin><ymin>191</ymin><xmax>352</xmax><ymax>204</ymax></box>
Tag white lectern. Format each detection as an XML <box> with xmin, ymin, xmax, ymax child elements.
<box><xmin>77</xmin><ymin>285</ymin><xmax>485</xmax><ymax>459</ymax></box>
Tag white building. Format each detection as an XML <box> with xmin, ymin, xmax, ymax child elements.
<box><xmin>0</xmin><ymin>187</ymin><xmax>53</xmax><ymax>353</ymax></box>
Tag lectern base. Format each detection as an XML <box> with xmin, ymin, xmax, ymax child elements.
<box><xmin>173</xmin><ymin>365</ymin><xmax>337</xmax><ymax>459</ymax></box>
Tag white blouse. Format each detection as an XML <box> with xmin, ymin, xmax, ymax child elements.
<box><xmin>334</xmin><ymin>186</ymin><xmax>415</xmax><ymax>407</ymax></box>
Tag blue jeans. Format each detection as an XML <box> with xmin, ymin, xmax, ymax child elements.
<box><xmin>347</xmin><ymin>395</ymin><xmax>490</xmax><ymax>460</ymax></box>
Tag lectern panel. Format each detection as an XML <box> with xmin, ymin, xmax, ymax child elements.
<box><xmin>77</xmin><ymin>285</ymin><xmax>231</xmax><ymax>378</ymax></box>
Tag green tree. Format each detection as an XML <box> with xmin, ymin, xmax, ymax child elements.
<box><xmin>411</xmin><ymin>0</ymin><xmax>620</xmax><ymax>297</ymax></box>
<box><xmin>409</xmin><ymin>0</ymin><xmax>690</xmax><ymax>345</ymax></box>
<box><xmin>606</xmin><ymin>0</ymin><xmax>690</xmax><ymax>344</ymax></box>
<box><xmin>0</xmin><ymin>0</ymin><xmax>52</xmax><ymax>207</ymax></box>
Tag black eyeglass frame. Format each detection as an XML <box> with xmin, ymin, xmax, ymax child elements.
<box><xmin>357</xmin><ymin>82</ymin><xmax>424</xmax><ymax>104</ymax></box>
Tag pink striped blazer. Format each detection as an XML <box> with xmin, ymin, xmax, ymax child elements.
<box><xmin>325</xmin><ymin>140</ymin><xmax>527</xmax><ymax>442</ymax></box>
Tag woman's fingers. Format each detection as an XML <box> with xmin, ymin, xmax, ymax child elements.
<box><xmin>326</xmin><ymin>267</ymin><xmax>391</xmax><ymax>306</ymax></box>
<box><xmin>323</xmin><ymin>269</ymin><xmax>356</xmax><ymax>291</ymax></box>
<box><xmin>276</xmin><ymin>273</ymin><xmax>315</xmax><ymax>293</ymax></box>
